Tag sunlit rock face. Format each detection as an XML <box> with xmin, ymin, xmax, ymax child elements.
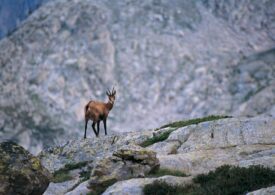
<box><xmin>0</xmin><ymin>0</ymin><xmax>274</xmax><ymax>153</ymax></box>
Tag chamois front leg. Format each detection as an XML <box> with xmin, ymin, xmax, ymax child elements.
<box><xmin>97</xmin><ymin>121</ymin><xmax>101</xmax><ymax>136</ymax></box>
<box><xmin>92</xmin><ymin>122</ymin><xmax>98</xmax><ymax>137</ymax></box>
<box><xmin>103</xmin><ymin>119</ymin><xmax>107</xmax><ymax>135</ymax></box>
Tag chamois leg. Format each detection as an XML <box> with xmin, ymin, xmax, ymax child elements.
<box><xmin>103</xmin><ymin>119</ymin><xmax>107</xmax><ymax>135</ymax></box>
<box><xmin>92</xmin><ymin>122</ymin><xmax>98</xmax><ymax>137</ymax></box>
<box><xmin>97</xmin><ymin>121</ymin><xmax>100</xmax><ymax>136</ymax></box>
<box><xmin>84</xmin><ymin>119</ymin><xmax>88</xmax><ymax>139</ymax></box>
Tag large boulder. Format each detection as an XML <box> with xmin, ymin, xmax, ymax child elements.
<box><xmin>0</xmin><ymin>141</ymin><xmax>51</xmax><ymax>195</ymax></box>
<box><xmin>39</xmin><ymin>134</ymin><xmax>153</xmax><ymax>173</ymax></box>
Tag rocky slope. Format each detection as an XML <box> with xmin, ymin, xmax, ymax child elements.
<box><xmin>0</xmin><ymin>0</ymin><xmax>274</xmax><ymax>153</ymax></box>
<box><xmin>38</xmin><ymin>116</ymin><xmax>275</xmax><ymax>195</ymax></box>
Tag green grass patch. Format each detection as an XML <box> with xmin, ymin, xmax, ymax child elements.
<box><xmin>140</xmin><ymin>129</ymin><xmax>174</xmax><ymax>147</ymax></box>
<box><xmin>62</xmin><ymin>161</ymin><xmax>88</xmax><ymax>170</ymax></box>
<box><xmin>149</xmin><ymin>168</ymin><xmax>187</xmax><ymax>177</ymax></box>
<box><xmin>143</xmin><ymin>165</ymin><xmax>275</xmax><ymax>195</ymax></box>
<box><xmin>159</xmin><ymin>115</ymin><xmax>231</xmax><ymax>129</ymax></box>
<box><xmin>52</xmin><ymin>161</ymin><xmax>89</xmax><ymax>183</ymax></box>
<box><xmin>52</xmin><ymin>171</ymin><xmax>73</xmax><ymax>183</ymax></box>
<box><xmin>140</xmin><ymin>115</ymin><xmax>231</xmax><ymax>147</ymax></box>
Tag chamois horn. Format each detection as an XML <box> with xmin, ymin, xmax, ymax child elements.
<box><xmin>111</xmin><ymin>87</ymin><xmax>116</xmax><ymax>95</ymax></box>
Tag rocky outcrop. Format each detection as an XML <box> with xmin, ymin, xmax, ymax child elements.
<box><xmin>39</xmin><ymin>135</ymin><xmax>158</xmax><ymax>194</ymax></box>
<box><xmin>39</xmin><ymin>117</ymin><xmax>275</xmax><ymax>194</ymax></box>
<box><xmin>39</xmin><ymin>134</ymin><xmax>153</xmax><ymax>173</ymax></box>
<box><xmin>0</xmin><ymin>0</ymin><xmax>274</xmax><ymax>154</ymax></box>
<box><xmin>0</xmin><ymin>141</ymin><xmax>51</xmax><ymax>195</ymax></box>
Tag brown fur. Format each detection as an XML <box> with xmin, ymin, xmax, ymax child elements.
<box><xmin>84</xmin><ymin>88</ymin><xmax>116</xmax><ymax>138</ymax></box>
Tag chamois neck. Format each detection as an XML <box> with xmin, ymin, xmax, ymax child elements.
<box><xmin>106</xmin><ymin>101</ymin><xmax>114</xmax><ymax>111</ymax></box>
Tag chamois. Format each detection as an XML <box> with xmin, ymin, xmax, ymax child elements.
<box><xmin>84</xmin><ymin>87</ymin><xmax>116</xmax><ymax>138</ymax></box>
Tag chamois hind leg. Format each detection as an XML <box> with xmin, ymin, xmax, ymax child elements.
<box><xmin>92</xmin><ymin>122</ymin><xmax>98</xmax><ymax>137</ymax></box>
<box><xmin>103</xmin><ymin>119</ymin><xmax>107</xmax><ymax>135</ymax></box>
<box><xmin>97</xmin><ymin>121</ymin><xmax>100</xmax><ymax>136</ymax></box>
<box><xmin>84</xmin><ymin>118</ymin><xmax>88</xmax><ymax>139</ymax></box>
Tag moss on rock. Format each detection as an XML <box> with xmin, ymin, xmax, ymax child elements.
<box><xmin>0</xmin><ymin>141</ymin><xmax>51</xmax><ymax>195</ymax></box>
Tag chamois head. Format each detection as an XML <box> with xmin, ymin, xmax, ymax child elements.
<box><xmin>106</xmin><ymin>87</ymin><xmax>116</xmax><ymax>104</ymax></box>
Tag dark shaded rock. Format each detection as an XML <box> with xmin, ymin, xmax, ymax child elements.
<box><xmin>0</xmin><ymin>141</ymin><xmax>51</xmax><ymax>195</ymax></box>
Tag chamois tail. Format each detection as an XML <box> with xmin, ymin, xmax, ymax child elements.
<box><xmin>84</xmin><ymin>101</ymin><xmax>92</xmax><ymax>115</ymax></box>
<box><xmin>84</xmin><ymin>100</ymin><xmax>92</xmax><ymax>115</ymax></box>
<box><xmin>84</xmin><ymin>103</ymin><xmax>89</xmax><ymax>115</ymax></box>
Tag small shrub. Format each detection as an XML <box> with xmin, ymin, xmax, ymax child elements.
<box><xmin>140</xmin><ymin>115</ymin><xmax>231</xmax><ymax>147</ymax></box>
<box><xmin>149</xmin><ymin>168</ymin><xmax>187</xmax><ymax>177</ymax></box>
<box><xmin>193</xmin><ymin>165</ymin><xmax>275</xmax><ymax>195</ymax></box>
<box><xmin>143</xmin><ymin>181</ymin><xmax>191</xmax><ymax>195</ymax></box>
<box><xmin>143</xmin><ymin>165</ymin><xmax>275</xmax><ymax>195</ymax></box>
